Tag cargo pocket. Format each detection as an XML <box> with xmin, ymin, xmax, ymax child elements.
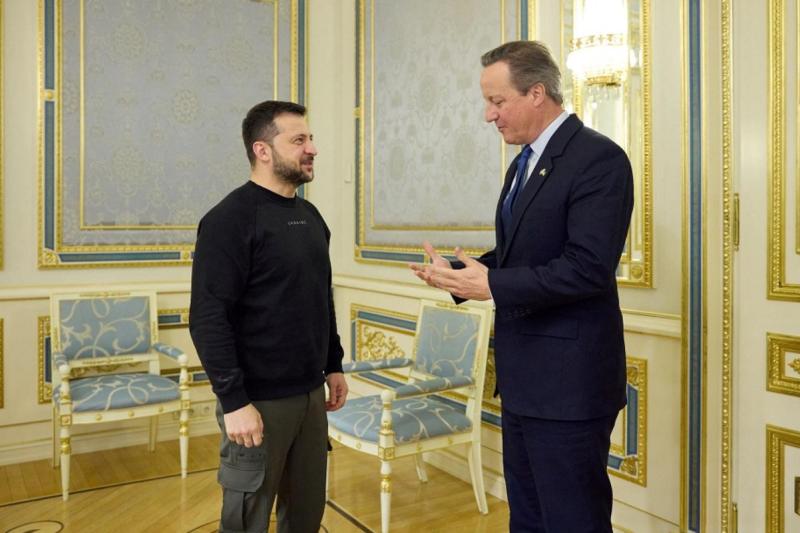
<box><xmin>218</xmin><ymin>444</ymin><xmax>267</xmax><ymax>532</ymax></box>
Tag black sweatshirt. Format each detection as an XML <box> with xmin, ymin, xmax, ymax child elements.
<box><xmin>189</xmin><ymin>180</ymin><xmax>344</xmax><ymax>413</ymax></box>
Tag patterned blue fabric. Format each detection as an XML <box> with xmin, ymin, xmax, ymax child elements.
<box><xmin>414</xmin><ymin>307</ymin><xmax>481</xmax><ymax>379</ymax></box>
<box><xmin>153</xmin><ymin>342</ymin><xmax>183</xmax><ymax>360</ymax></box>
<box><xmin>393</xmin><ymin>376</ymin><xmax>474</xmax><ymax>399</ymax></box>
<box><xmin>53</xmin><ymin>373</ymin><xmax>179</xmax><ymax>412</ymax></box>
<box><xmin>328</xmin><ymin>395</ymin><xmax>471</xmax><ymax>444</ymax></box>
<box><xmin>58</xmin><ymin>297</ymin><xmax>151</xmax><ymax>360</ymax></box>
<box><xmin>343</xmin><ymin>358</ymin><xmax>413</xmax><ymax>373</ymax></box>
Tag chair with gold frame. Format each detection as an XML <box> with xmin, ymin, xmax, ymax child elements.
<box><xmin>327</xmin><ymin>299</ymin><xmax>492</xmax><ymax>533</ymax></box>
<box><xmin>50</xmin><ymin>290</ymin><xmax>190</xmax><ymax>500</ymax></box>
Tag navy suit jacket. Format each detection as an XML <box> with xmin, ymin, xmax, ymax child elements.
<box><xmin>478</xmin><ymin>114</ymin><xmax>633</xmax><ymax>421</ymax></box>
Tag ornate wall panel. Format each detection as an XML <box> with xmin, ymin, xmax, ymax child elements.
<box><xmin>38</xmin><ymin>0</ymin><xmax>306</xmax><ymax>268</ymax></box>
<box><xmin>769</xmin><ymin>0</ymin><xmax>800</xmax><ymax>299</ymax></box>
<box><xmin>608</xmin><ymin>357</ymin><xmax>647</xmax><ymax>486</ymax></box>
<box><xmin>38</xmin><ymin>308</ymin><xmax>207</xmax><ymax>404</ymax></box>
<box><xmin>354</xmin><ymin>0</ymin><xmax>535</xmax><ymax>264</ymax></box>
<box><xmin>766</xmin><ymin>425</ymin><xmax>800</xmax><ymax>532</ymax></box>
<box><xmin>560</xmin><ymin>0</ymin><xmax>653</xmax><ymax>287</ymax></box>
<box><xmin>767</xmin><ymin>332</ymin><xmax>800</xmax><ymax>398</ymax></box>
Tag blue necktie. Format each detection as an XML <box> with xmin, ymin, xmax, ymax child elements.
<box><xmin>501</xmin><ymin>145</ymin><xmax>533</xmax><ymax>234</ymax></box>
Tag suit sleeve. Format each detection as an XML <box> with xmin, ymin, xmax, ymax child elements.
<box><xmin>189</xmin><ymin>209</ymin><xmax>252</xmax><ymax>414</ymax></box>
<box><xmin>488</xmin><ymin>150</ymin><xmax>634</xmax><ymax>312</ymax></box>
<box><xmin>450</xmin><ymin>248</ymin><xmax>498</xmax><ymax>305</ymax></box>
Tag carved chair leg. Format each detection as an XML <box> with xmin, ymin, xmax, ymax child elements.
<box><xmin>380</xmin><ymin>459</ymin><xmax>392</xmax><ymax>533</ymax></box>
<box><xmin>326</xmin><ymin>447</ymin><xmax>332</xmax><ymax>501</ymax></box>
<box><xmin>414</xmin><ymin>453</ymin><xmax>428</xmax><ymax>483</ymax></box>
<box><xmin>467</xmin><ymin>442</ymin><xmax>488</xmax><ymax>514</ymax></box>
<box><xmin>52</xmin><ymin>406</ymin><xmax>60</xmax><ymax>468</ymax></box>
<box><xmin>179</xmin><ymin>409</ymin><xmax>189</xmax><ymax>478</ymax></box>
<box><xmin>60</xmin><ymin>427</ymin><xmax>71</xmax><ymax>501</ymax></box>
<box><xmin>148</xmin><ymin>417</ymin><xmax>158</xmax><ymax>452</ymax></box>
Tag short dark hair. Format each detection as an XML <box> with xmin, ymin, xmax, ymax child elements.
<box><xmin>242</xmin><ymin>100</ymin><xmax>307</xmax><ymax>166</ymax></box>
<box><xmin>481</xmin><ymin>41</ymin><xmax>563</xmax><ymax>105</ymax></box>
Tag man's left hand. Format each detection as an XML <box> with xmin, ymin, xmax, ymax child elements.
<box><xmin>428</xmin><ymin>247</ymin><xmax>492</xmax><ymax>301</ymax></box>
<box><xmin>325</xmin><ymin>372</ymin><xmax>348</xmax><ymax>411</ymax></box>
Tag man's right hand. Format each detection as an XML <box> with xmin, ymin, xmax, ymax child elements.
<box><xmin>223</xmin><ymin>403</ymin><xmax>264</xmax><ymax>448</ymax></box>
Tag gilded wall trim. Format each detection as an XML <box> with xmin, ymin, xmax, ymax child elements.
<box><xmin>0</xmin><ymin>0</ymin><xmax>4</xmax><ymax>270</ymax></box>
<box><xmin>766</xmin><ymin>425</ymin><xmax>800</xmax><ymax>532</ymax></box>
<box><xmin>766</xmin><ymin>332</ymin><xmax>800</xmax><ymax>397</ymax></box>
<box><xmin>768</xmin><ymin>0</ymin><xmax>800</xmax><ymax>300</ymax></box>
<box><xmin>608</xmin><ymin>357</ymin><xmax>647</xmax><ymax>486</ymax></box>
<box><xmin>721</xmin><ymin>0</ymin><xmax>734</xmax><ymax>529</ymax></box>
<box><xmin>0</xmin><ymin>318</ymin><xmax>4</xmax><ymax>409</ymax></box>
<box><xmin>38</xmin><ymin>315</ymin><xmax>51</xmax><ymax>404</ymax></box>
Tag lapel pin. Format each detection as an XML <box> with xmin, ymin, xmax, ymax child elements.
<box><xmin>540</xmin><ymin>168</ymin><xmax>547</xmax><ymax>176</ymax></box>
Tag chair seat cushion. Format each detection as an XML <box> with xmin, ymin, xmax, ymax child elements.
<box><xmin>328</xmin><ymin>395</ymin><xmax>472</xmax><ymax>444</ymax></box>
<box><xmin>53</xmin><ymin>373</ymin><xmax>180</xmax><ymax>412</ymax></box>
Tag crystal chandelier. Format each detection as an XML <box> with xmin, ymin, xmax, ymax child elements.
<box><xmin>566</xmin><ymin>0</ymin><xmax>629</xmax><ymax>86</ymax></box>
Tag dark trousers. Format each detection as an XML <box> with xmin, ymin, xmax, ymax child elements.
<box><xmin>501</xmin><ymin>407</ymin><xmax>618</xmax><ymax>533</ymax></box>
<box><xmin>216</xmin><ymin>386</ymin><xmax>328</xmax><ymax>533</ymax></box>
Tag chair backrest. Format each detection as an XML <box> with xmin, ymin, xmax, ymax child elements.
<box><xmin>413</xmin><ymin>300</ymin><xmax>489</xmax><ymax>383</ymax></box>
<box><xmin>50</xmin><ymin>291</ymin><xmax>158</xmax><ymax>362</ymax></box>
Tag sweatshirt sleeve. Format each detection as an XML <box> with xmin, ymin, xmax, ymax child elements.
<box><xmin>312</xmin><ymin>204</ymin><xmax>344</xmax><ymax>375</ymax></box>
<box><xmin>325</xmin><ymin>282</ymin><xmax>345</xmax><ymax>375</ymax></box>
<box><xmin>189</xmin><ymin>205</ymin><xmax>252</xmax><ymax>413</ymax></box>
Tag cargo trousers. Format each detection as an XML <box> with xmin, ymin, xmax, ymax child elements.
<box><xmin>216</xmin><ymin>385</ymin><xmax>328</xmax><ymax>533</ymax></box>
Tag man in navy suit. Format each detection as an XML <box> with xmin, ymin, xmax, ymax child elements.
<box><xmin>410</xmin><ymin>41</ymin><xmax>633</xmax><ymax>532</ymax></box>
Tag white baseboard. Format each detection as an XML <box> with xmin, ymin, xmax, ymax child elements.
<box><xmin>424</xmin><ymin>449</ymin><xmax>507</xmax><ymax>503</ymax></box>
<box><xmin>0</xmin><ymin>415</ymin><xmax>219</xmax><ymax>466</ymax></box>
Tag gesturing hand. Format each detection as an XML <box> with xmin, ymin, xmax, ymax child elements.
<box><xmin>409</xmin><ymin>241</ymin><xmax>451</xmax><ymax>287</ymax></box>
<box><xmin>409</xmin><ymin>243</ymin><xmax>492</xmax><ymax>301</ymax></box>
<box><xmin>325</xmin><ymin>372</ymin><xmax>348</xmax><ymax>411</ymax></box>
<box><xmin>223</xmin><ymin>403</ymin><xmax>264</xmax><ymax>448</ymax></box>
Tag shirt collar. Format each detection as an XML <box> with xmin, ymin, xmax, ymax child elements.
<box><xmin>528</xmin><ymin>110</ymin><xmax>570</xmax><ymax>158</ymax></box>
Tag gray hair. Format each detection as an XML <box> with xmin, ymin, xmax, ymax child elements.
<box><xmin>480</xmin><ymin>41</ymin><xmax>563</xmax><ymax>105</ymax></box>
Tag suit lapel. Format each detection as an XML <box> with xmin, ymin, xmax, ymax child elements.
<box><xmin>499</xmin><ymin>114</ymin><xmax>583</xmax><ymax>265</ymax></box>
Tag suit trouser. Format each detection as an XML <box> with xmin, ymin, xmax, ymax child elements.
<box><xmin>501</xmin><ymin>407</ymin><xmax>618</xmax><ymax>533</ymax></box>
<box><xmin>216</xmin><ymin>385</ymin><xmax>328</xmax><ymax>533</ymax></box>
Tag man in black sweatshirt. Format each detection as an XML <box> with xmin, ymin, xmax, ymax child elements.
<box><xmin>190</xmin><ymin>100</ymin><xmax>347</xmax><ymax>533</ymax></box>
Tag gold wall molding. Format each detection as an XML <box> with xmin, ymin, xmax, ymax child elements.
<box><xmin>795</xmin><ymin>476</ymin><xmax>800</xmax><ymax>516</ymax></box>
<box><xmin>721</xmin><ymin>0</ymin><xmax>734</xmax><ymax>530</ymax></box>
<box><xmin>0</xmin><ymin>0</ymin><xmax>4</xmax><ymax>270</ymax></box>
<box><xmin>609</xmin><ymin>356</ymin><xmax>647</xmax><ymax>486</ymax></box>
<box><xmin>0</xmin><ymin>318</ymin><xmax>4</xmax><ymax>409</ymax></box>
<box><xmin>766</xmin><ymin>425</ymin><xmax>800</xmax><ymax>532</ymax></box>
<box><xmin>357</xmin><ymin>323</ymin><xmax>406</xmax><ymax>361</ymax></box>
<box><xmin>38</xmin><ymin>315</ymin><xmax>51</xmax><ymax>404</ymax></box>
<box><xmin>768</xmin><ymin>0</ymin><xmax>800</xmax><ymax>300</ymax></box>
<box><xmin>767</xmin><ymin>332</ymin><xmax>800</xmax><ymax>397</ymax></box>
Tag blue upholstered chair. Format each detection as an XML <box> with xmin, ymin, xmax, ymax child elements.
<box><xmin>50</xmin><ymin>290</ymin><xmax>190</xmax><ymax>500</ymax></box>
<box><xmin>328</xmin><ymin>300</ymin><xmax>492</xmax><ymax>533</ymax></box>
